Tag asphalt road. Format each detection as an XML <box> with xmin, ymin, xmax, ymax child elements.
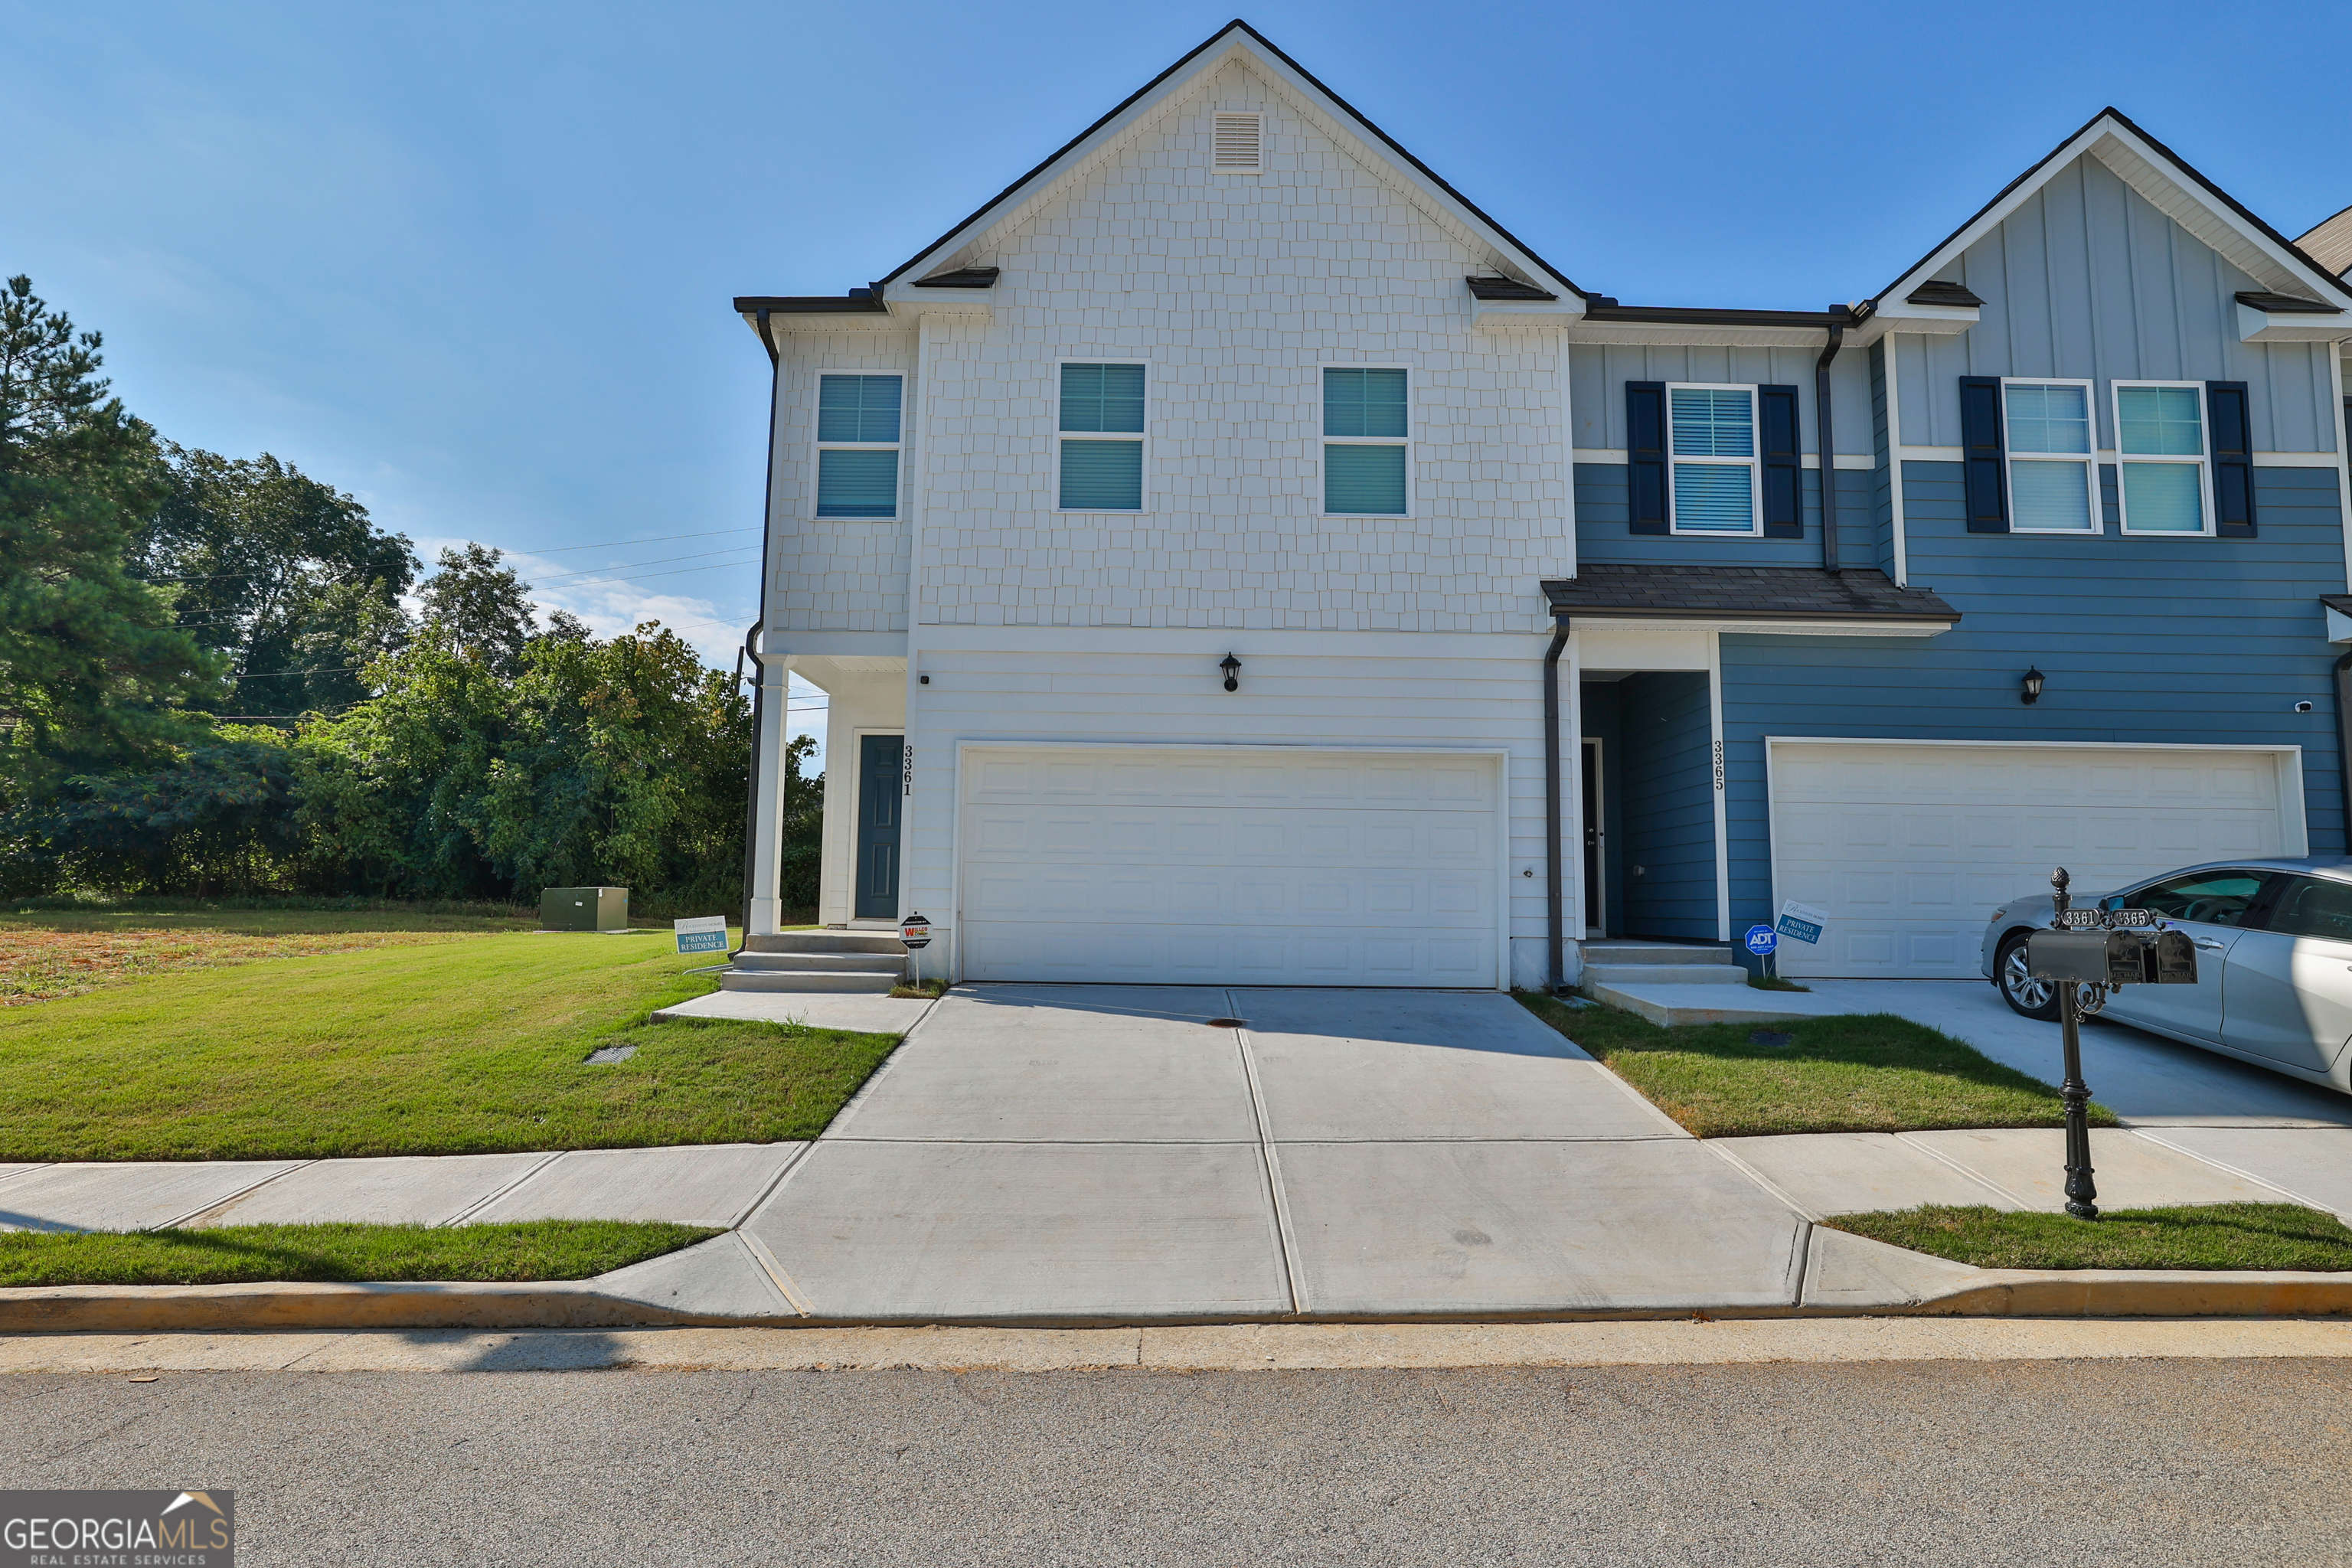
<box><xmin>7</xmin><ymin>1361</ymin><xmax>2350</xmax><ymax>1566</ymax></box>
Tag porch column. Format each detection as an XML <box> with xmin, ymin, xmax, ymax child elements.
<box><xmin>745</xmin><ymin>641</ymin><xmax>789</xmax><ymax>935</ymax></box>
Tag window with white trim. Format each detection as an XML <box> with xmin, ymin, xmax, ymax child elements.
<box><xmin>1322</xmin><ymin>367</ymin><xmax>1409</xmax><ymax>515</ymax></box>
<box><xmin>2000</xmin><ymin>378</ymin><xmax>2098</xmax><ymax>533</ymax></box>
<box><xmin>1667</xmin><ymin>384</ymin><xmax>1759</xmax><ymax>534</ymax></box>
<box><xmin>1058</xmin><ymin>362</ymin><xmax>1145</xmax><ymax>511</ymax></box>
<box><xmin>2112</xmin><ymin>381</ymin><xmax>2212</xmax><ymax>534</ymax></box>
<box><xmin>813</xmin><ymin>374</ymin><xmax>901</xmax><ymax>519</ymax></box>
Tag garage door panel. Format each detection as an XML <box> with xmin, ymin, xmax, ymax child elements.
<box><xmin>960</xmin><ymin>747</ymin><xmax>1499</xmax><ymax>987</ymax></box>
<box><xmin>1772</xmin><ymin>742</ymin><xmax>2294</xmax><ymax>978</ymax></box>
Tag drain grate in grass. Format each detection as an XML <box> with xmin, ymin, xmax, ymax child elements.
<box><xmin>1517</xmin><ymin>993</ymin><xmax>2113</xmax><ymax>1138</ymax></box>
<box><xmin>0</xmin><ymin>1220</ymin><xmax>720</xmax><ymax>1289</ymax></box>
<box><xmin>1827</xmin><ymin>1203</ymin><xmax>2352</xmax><ymax>1272</ymax></box>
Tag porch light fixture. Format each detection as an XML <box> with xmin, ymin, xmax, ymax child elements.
<box><xmin>2020</xmin><ymin>667</ymin><xmax>2046</xmax><ymax>705</ymax></box>
<box><xmin>1220</xmin><ymin>652</ymin><xmax>1241</xmax><ymax>692</ymax></box>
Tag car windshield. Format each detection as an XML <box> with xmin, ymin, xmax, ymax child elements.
<box><xmin>2127</xmin><ymin>869</ymin><xmax>2270</xmax><ymax>927</ymax></box>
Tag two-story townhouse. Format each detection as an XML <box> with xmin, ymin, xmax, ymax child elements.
<box><xmin>732</xmin><ymin>20</ymin><xmax>2352</xmax><ymax>994</ymax></box>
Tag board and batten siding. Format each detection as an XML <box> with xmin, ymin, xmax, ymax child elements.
<box><xmin>1717</xmin><ymin>463</ymin><xmax>2350</xmax><ymax>941</ymax></box>
<box><xmin>1896</xmin><ymin>154</ymin><xmax>2342</xmax><ymax>455</ymax></box>
<box><xmin>1567</xmin><ymin>345</ymin><xmax>1872</xmax><ymax>459</ymax></box>
<box><xmin>897</xmin><ymin>639</ymin><xmax>1559</xmax><ymax>986</ymax></box>
<box><xmin>1574</xmin><ymin>462</ymin><xmax>1877</xmax><ymax>567</ymax></box>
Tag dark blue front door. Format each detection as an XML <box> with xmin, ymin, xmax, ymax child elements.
<box><xmin>854</xmin><ymin>734</ymin><xmax>903</xmax><ymax>920</ymax></box>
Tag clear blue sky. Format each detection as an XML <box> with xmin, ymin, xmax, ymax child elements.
<box><xmin>8</xmin><ymin>0</ymin><xmax>2350</xmax><ymax>683</ymax></box>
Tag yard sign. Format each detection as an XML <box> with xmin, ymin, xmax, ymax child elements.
<box><xmin>674</xmin><ymin>916</ymin><xmax>729</xmax><ymax>955</ymax></box>
<box><xmin>1775</xmin><ymin>900</ymin><xmax>1830</xmax><ymax>946</ymax></box>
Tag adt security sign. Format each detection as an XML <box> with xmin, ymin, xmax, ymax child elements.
<box><xmin>1776</xmin><ymin>900</ymin><xmax>1830</xmax><ymax>946</ymax></box>
<box><xmin>1743</xmin><ymin>923</ymin><xmax>1778</xmax><ymax>957</ymax></box>
<box><xmin>673</xmin><ymin>916</ymin><xmax>729</xmax><ymax>955</ymax></box>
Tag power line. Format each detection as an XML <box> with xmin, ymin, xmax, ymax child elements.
<box><xmin>529</xmin><ymin>545</ymin><xmax>763</xmax><ymax>586</ymax></box>
<box><xmin>503</xmin><ymin>527</ymin><xmax>757</xmax><ymax>557</ymax></box>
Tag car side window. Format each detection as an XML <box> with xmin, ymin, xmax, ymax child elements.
<box><xmin>2259</xmin><ymin>876</ymin><xmax>2352</xmax><ymax>942</ymax></box>
<box><xmin>2133</xmin><ymin>870</ymin><xmax>2270</xmax><ymax>927</ymax></box>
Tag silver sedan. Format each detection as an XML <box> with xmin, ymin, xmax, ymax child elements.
<box><xmin>1982</xmin><ymin>857</ymin><xmax>2352</xmax><ymax>1096</ymax></box>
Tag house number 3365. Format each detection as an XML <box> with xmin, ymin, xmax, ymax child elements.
<box><xmin>1711</xmin><ymin>740</ymin><xmax>1725</xmax><ymax>792</ymax></box>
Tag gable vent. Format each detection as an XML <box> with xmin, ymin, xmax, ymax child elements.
<box><xmin>1212</xmin><ymin>113</ymin><xmax>1262</xmax><ymax>172</ymax></box>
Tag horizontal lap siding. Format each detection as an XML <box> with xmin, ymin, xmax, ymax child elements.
<box><xmin>1568</xmin><ymin>345</ymin><xmax>1872</xmax><ymax>459</ymax></box>
<box><xmin>1719</xmin><ymin>463</ymin><xmax>2348</xmax><ymax>936</ymax></box>
<box><xmin>903</xmin><ymin>646</ymin><xmax>1555</xmax><ymax>985</ymax></box>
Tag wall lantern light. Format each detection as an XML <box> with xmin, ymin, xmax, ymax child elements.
<box><xmin>2020</xmin><ymin>666</ymin><xmax>2046</xmax><ymax>706</ymax></box>
<box><xmin>1220</xmin><ymin>653</ymin><xmax>1242</xmax><ymax>693</ymax></box>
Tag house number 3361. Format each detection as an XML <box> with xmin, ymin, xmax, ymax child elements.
<box><xmin>1711</xmin><ymin>741</ymin><xmax>1725</xmax><ymax>792</ymax></box>
<box><xmin>902</xmin><ymin>745</ymin><xmax>914</xmax><ymax>796</ymax></box>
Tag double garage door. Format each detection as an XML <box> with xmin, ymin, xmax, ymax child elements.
<box><xmin>957</xmin><ymin>746</ymin><xmax>1501</xmax><ymax>987</ymax></box>
<box><xmin>1769</xmin><ymin>740</ymin><xmax>2303</xmax><ymax>979</ymax></box>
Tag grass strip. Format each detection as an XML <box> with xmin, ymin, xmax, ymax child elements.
<box><xmin>0</xmin><ymin>1220</ymin><xmax>720</xmax><ymax>1289</ymax></box>
<box><xmin>1826</xmin><ymin>1203</ymin><xmax>2352</xmax><ymax>1272</ymax></box>
<box><xmin>1517</xmin><ymin>993</ymin><xmax>2115</xmax><ymax>1138</ymax></box>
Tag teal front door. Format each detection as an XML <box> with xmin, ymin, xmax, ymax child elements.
<box><xmin>854</xmin><ymin>734</ymin><xmax>903</xmax><ymax>920</ymax></box>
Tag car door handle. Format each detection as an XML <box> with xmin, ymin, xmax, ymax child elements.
<box><xmin>2194</xmin><ymin>939</ymin><xmax>2227</xmax><ymax>950</ymax></box>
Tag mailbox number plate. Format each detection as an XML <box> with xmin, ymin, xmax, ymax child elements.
<box><xmin>2060</xmin><ymin>907</ymin><xmax>2156</xmax><ymax>929</ymax></box>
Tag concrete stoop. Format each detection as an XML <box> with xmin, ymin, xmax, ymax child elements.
<box><xmin>1576</xmin><ymin>939</ymin><xmax>1839</xmax><ymax>1027</ymax></box>
<box><xmin>720</xmin><ymin>930</ymin><xmax>907</xmax><ymax>995</ymax></box>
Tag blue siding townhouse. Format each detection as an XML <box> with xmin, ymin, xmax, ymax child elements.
<box><xmin>737</xmin><ymin>22</ymin><xmax>2352</xmax><ymax>991</ymax></box>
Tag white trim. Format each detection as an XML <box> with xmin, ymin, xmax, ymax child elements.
<box><xmin>1665</xmin><ymin>382</ymin><xmax>1762</xmax><ymax>537</ymax></box>
<box><xmin>1573</xmin><ymin>449</ymin><xmax>1873</xmax><ymax>469</ymax></box>
<box><xmin>1883</xmin><ymin>334</ymin><xmax>1910</xmax><ymax>586</ymax></box>
<box><xmin>1557</xmin><ymin>332</ymin><xmax>1577</xmax><ymax>580</ymax></box>
<box><xmin>1998</xmin><ymin>377</ymin><xmax>2102</xmax><ymax>534</ymax></box>
<box><xmin>810</xmin><ymin>371</ymin><xmax>906</xmax><ymax>523</ymax></box>
<box><xmin>1054</xmin><ymin>357</ymin><xmax>1151</xmax><ymax>514</ymax></box>
<box><xmin>2110</xmin><ymin>379</ymin><xmax>2216</xmax><ymax>537</ymax></box>
<box><xmin>1765</xmin><ymin>735</ymin><xmax>2305</xmax><ymax>756</ymax></box>
<box><xmin>1709</xmin><ymin>632</ymin><xmax>1730</xmax><ymax>942</ymax></box>
<box><xmin>951</xmin><ymin>739</ymin><xmax>1514</xmax><ymax>991</ymax></box>
<box><xmin>1318</xmin><ymin>363</ymin><xmax>1414</xmax><ymax>520</ymax></box>
<box><xmin>2333</xmin><ymin>350</ymin><xmax>2352</xmax><ymax>595</ymax></box>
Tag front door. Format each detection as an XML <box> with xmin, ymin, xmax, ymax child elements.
<box><xmin>854</xmin><ymin>733</ymin><xmax>903</xmax><ymax>920</ymax></box>
<box><xmin>1579</xmin><ymin>738</ymin><xmax>1604</xmax><ymax>936</ymax></box>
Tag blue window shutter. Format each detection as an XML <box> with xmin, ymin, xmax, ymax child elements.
<box><xmin>1626</xmin><ymin>381</ymin><xmax>1667</xmax><ymax>534</ymax></box>
<box><xmin>1959</xmin><ymin>376</ymin><xmax>2007</xmax><ymax>533</ymax></box>
<box><xmin>1758</xmin><ymin>384</ymin><xmax>1802</xmax><ymax>538</ymax></box>
<box><xmin>2206</xmin><ymin>381</ymin><xmax>2256</xmax><ymax>537</ymax></box>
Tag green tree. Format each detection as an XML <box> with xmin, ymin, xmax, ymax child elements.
<box><xmin>22</xmin><ymin>728</ymin><xmax>297</xmax><ymax>894</ymax></box>
<box><xmin>136</xmin><ymin>446</ymin><xmax>418</xmax><ymax>715</ymax></box>
<box><xmin>0</xmin><ymin>276</ymin><xmax>222</xmax><ymax>791</ymax></box>
<box><xmin>417</xmin><ymin>543</ymin><xmax>537</xmax><ymax>678</ymax></box>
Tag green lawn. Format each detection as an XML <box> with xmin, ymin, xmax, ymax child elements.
<box><xmin>1828</xmin><ymin>1203</ymin><xmax>2352</xmax><ymax>1272</ymax></box>
<box><xmin>0</xmin><ymin>1220</ymin><xmax>717</xmax><ymax>1287</ymax></box>
<box><xmin>1517</xmin><ymin>993</ymin><xmax>2115</xmax><ymax>1138</ymax></box>
<box><xmin>0</xmin><ymin>929</ymin><xmax>900</xmax><ymax>1161</ymax></box>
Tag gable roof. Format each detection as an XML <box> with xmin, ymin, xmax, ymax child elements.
<box><xmin>1869</xmin><ymin>107</ymin><xmax>2352</xmax><ymax>313</ymax></box>
<box><xmin>874</xmin><ymin>18</ymin><xmax>1584</xmax><ymax>303</ymax></box>
<box><xmin>2300</xmin><ymin>202</ymin><xmax>2352</xmax><ymax>280</ymax></box>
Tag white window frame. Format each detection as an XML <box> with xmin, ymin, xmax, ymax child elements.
<box><xmin>2111</xmin><ymin>378</ymin><xmax>2216</xmax><ymax>537</ymax></box>
<box><xmin>809</xmin><ymin>371</ymin><xmax>903</xmax><ymax>523</ymax></box>
<box><xmin>1664</xmin><ymin>381</ymin><xmax>1762</xmax><ymax>537</ymax></box>
<box><xmin>1318</xmin><ymin>362</ymin><xmax>1414</xmax><ymax>520</ymax></box>
<box><xmin>1998</xmin><ymin>376</ymin><xmax>2101</xmax><ymax>535</ymax></box>
<box><xmin>1211</xmin><ymin>112</ymin><xmax>1263</xmax><ymax>174</ymax></box>
<box><xmin>1054</xmin><ymin>358</ymin><xmax>1150</xmax><ymax>515</ymax></box>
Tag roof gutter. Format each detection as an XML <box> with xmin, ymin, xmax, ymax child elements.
<box><xmin>736</xmin><ymin>308</ymin><xmax>782</xmax><ymax>954</ymax></box>
<box><xmin>1816</xmin><ymin>319</ymin><xmax>1845</xmax><ymax>573</ymax></box>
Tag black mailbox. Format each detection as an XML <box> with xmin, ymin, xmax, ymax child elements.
<box><xmin>2029</xmin><ymin>926</ymin><xmax>2198</xmax><ymax>987</ymax></box>
<box><xmin>2153</xmin><ymin>927</ymin><xmax>2199</xmax><ymax>985</ymax></box>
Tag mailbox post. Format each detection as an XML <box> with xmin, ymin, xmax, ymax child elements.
<box><xmin>2027</xmin><ymin>867</ymin><xmax>2200</xmax><ymax>1221</ymax></box>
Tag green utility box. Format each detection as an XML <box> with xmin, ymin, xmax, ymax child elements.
<box><xmin>540</xmin><ymin>886</ymin><xmax>629</xmax><ymax>932</ymax></box>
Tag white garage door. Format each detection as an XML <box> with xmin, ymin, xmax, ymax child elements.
<box><xmin>958</xmin><ymin>746</ymin><xmax>1501</xmax><ymax>986</ymax></box>
<box><xmin>1769</xmin><ymin>740</ymin><xmax>2302</xmax><ymax>979</ymax></box>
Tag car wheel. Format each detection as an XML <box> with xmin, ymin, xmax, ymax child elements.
<box><xmin>1997</xmin><ymin>931</ymin><xmax>2060</xmax><ymax>1021</ymax></box>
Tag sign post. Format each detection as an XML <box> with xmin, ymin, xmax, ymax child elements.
<box><xmin>900</xmin><ymin>912</ymin><xmax>932</xmax><ymax>988</ymax></box>
<box><xmin>1743</xmin><ymin>923</ymin><xmax>1778</xmax><ymax>981</ymax></box>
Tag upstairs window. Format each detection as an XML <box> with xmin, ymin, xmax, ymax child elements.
<box><xmin>2000</xmin><ymin>379</ymin><xmax>2097</xmax><ymax>533</ymax></box>
<box><xmin>1667</xmin><ymin>384</ymin><xmax>1759</xmax><ymax>534</ymax></box>
<box><xmin>1323</xmin><ymin>367</ymin><xmax>1409</xmax><ymax>515</ymax></box>
<box><xmin>814</xmin><ymin>374</ymin><xmax>901</xmax><ymax>519</ymax></box>
<box><xmin>2113</xmin><ymin>381</ymin><xmax>2211</xmax><ymax>534</ymax></box>
<box><xmin>1058</xmin><ymin>362</ymin><xmax>1145</xmax><ymax>511</ymax></box>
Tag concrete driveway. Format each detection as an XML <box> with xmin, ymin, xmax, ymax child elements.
<box><xmin>741</xmin><ymin>985</ymin><xmax>1807</xmax><ymax>1321</ymax></box>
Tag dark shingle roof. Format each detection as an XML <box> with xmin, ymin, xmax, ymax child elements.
<box><xmin>1906</xmin><ymin>279</ymin><xmax>1983</xmax><ymax>308</ymax></box>
<box><xmin>2236</xmin><ymin>289</ymin><xmax>2343</xmax><ymax>314</ymax></box>
<box><xmin>1542</xmin><ymin>566</ymin><xmax>1958</xmax><ymax>624</ymax></box>
<box><xmin>1465</xmin><ymin>275</ymin><xmax>1559</xmax><ymax>302</ymax></box>
<box><xmin>915</xmin><ymin>266</ymin><xmax>1001</xmax><ymax>288</ymax></box>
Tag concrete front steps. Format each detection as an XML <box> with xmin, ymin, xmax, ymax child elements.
<box><xmin>720</xmin><ymin>931</ymin><xmax>907</xmax><ymax>995</ymax></box>
<box><xmin>1579</xmin><ymin>939</ymin><xmax>1843</xmax><ymax>1027</ymax></box>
